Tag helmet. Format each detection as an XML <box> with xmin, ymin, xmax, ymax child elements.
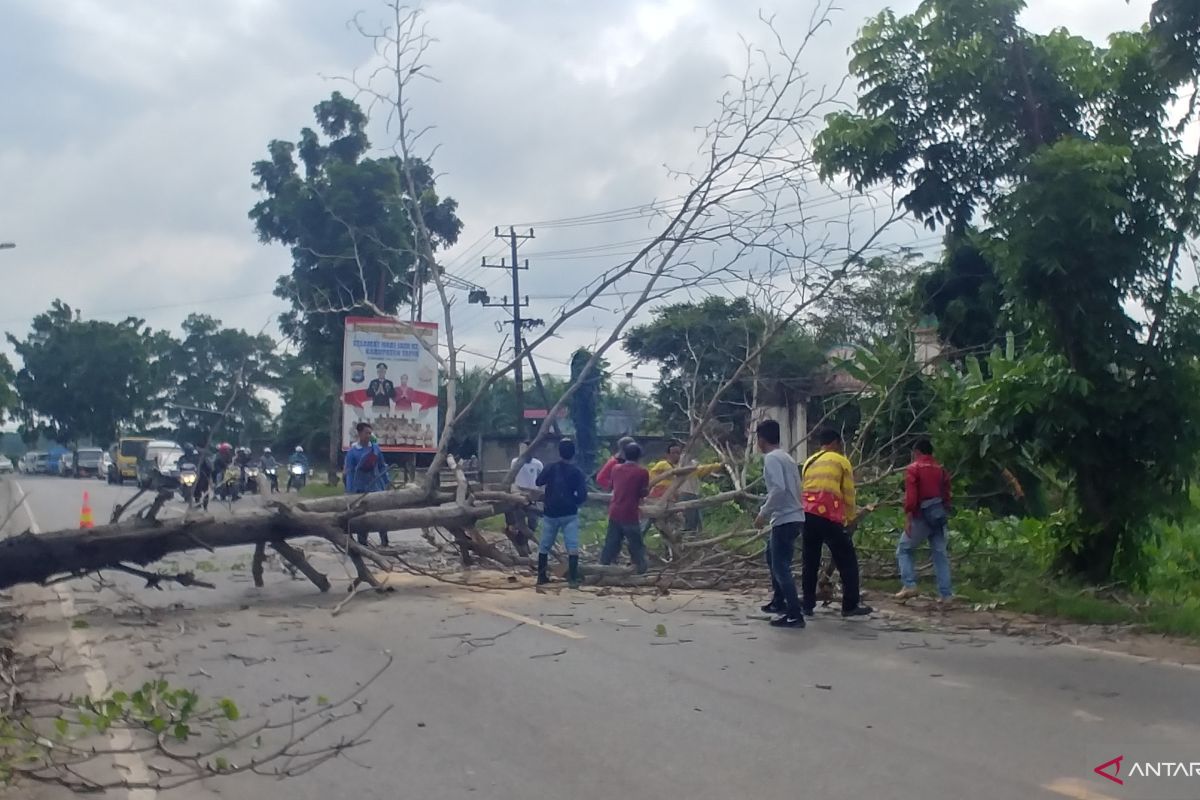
<box><xmin>263</xmin><ymin>447</ymin><xmax>271</xmax><ymax>454</ymax></box>
<box><xmin>218</xmin><ymin>443</ymin><xmax>233</xmax><ymax>455</ymax></box>
<box><xmin>295</xmin><ymin>446</ymin><xmax>304</xmax><ymax>453</ymax></box>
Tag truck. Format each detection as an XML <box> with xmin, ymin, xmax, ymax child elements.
<box><xmin>109</xmin><ymin>436</ymin><xmax>151</xmax><ymax>485</ymax></box>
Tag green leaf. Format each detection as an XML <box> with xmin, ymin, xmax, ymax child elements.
<box><xmin>218</xmin><ymin>699</ymin><xmax>240</xmax><ymax>721</ymax></box>
<box><xmin>53</xmin><ymin>718</ymin><xmax>68</xmax><ymax>737</ymax></box>
<box><xmin>316</xmin><ymin>695</ymin><xmax>330</xmax><ymax>706</ymax></box>
<box><xmin>654</xmin><ymin>624</ymin><xmax>667</xmax><ymax>638</ymax></box>
<box><xmin>214</xmin><ymin>756</ymin><xmax>229</xmax><ymax>772</ymax></box>
<box><xmin>70</xmin><ymin>618</ymin><xmax>89</xmax><ymax>629</ymax></box>
<box><xmin>173</xmin><ymin>723</ymin><xmax>191</xmax><ymax>742</ymax></box>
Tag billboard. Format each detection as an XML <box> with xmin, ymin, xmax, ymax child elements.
<box><xmin>342</xmin><ymin>317</ymin><xmax>440</xmax><ymax>453</ymax></box>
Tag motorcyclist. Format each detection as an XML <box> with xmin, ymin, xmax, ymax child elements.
<box><xmin>287</xmin><ymin>446</ymin><xmax>309</xmax><ymax>491</ymax></box>
<box><xmin>213</xmin><ymin>442</ymin><xmax>238</xmax><ymax>500</ymax></box>
<box><xmin>289</xmin><ymin>446</ymin><xmax>308</xmax><ymax>465</ymax></box>
<box><xmin>261</xmin><ymin>447</ymin><xmax>279</xmax><ymax>493</ymax></box>
<box><xmin>180</xmin><ymin>443</ymin><xmax>203</xmax><ymax>503</ymax></box>
<box><xmin>235</xmin><ymin>446</ymin><xmax>254</xmax><ymax>493</ymax></box>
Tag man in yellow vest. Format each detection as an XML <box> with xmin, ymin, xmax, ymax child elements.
<box><xmin>800</xmin><ymin>429</ymin><xmax>873</xmax><ymax>617</ymax></box>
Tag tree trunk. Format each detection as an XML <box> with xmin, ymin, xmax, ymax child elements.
<box><xmin>328</xmin><ymin>388</ymin><xmax>342</xmax><ymax>485</ymax></box>
<box><xmin>0</xmin><ymin>501</ymin><xmax>494</xmax><ymax>590</ymax></box>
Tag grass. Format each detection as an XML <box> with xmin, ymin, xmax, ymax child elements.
<box><xmin>297</xmin><ymin>483</ymin><xmax>343</xmax><ymax>499</ymax></box>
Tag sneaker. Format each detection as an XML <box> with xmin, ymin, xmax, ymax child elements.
<box><xmin>841</xmin><ymin>605</ymin><xmax>875</xmax><ymax>618</ymax></box>
<box><xmin>761</xmin><ymin>601</ymin><xmax>785</xmax><ymax>614</ymax></box>
<box><xmin>801</xmin><ymin>607</ymin><xmax>815</xmax><ymax>617</ymax></box>
<box><xmin>936</xmin><ymin>595</ymin><xmax>954</xmax><ymax>606</ymax></box>
<box><xmin>894</xmin><ymin>586</ymin><xmax>920</xmax><ymax>600</ymax></box>
<box><xmin>768</xmin><ymin>614</ymin><xmax>806</xmax><ymax>628</ymax></box>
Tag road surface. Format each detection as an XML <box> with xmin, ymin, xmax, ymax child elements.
<box><xmin>2</xmin><ymin>474</ymin><xmax>1198</xmax><ymax>800</ymax></box>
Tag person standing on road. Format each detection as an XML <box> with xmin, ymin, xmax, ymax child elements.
<box><xmin>596</xmin><ymin>436</ymin><xmax>635</xmax><ymax>490</ymax></box>
<box><xmin>754</xmin><ymin>420</ymin><xmax>807</xmax><ymax>629</ymax></box>
<box><xmin>600</xmin><ymin>441</ymin><xmax>650</xmax><ymax>573</ymax></box>
<box><xmin>535</xmin><ymin>439</ymin><xmax>589</xmax><ymax>588</ymax></box>
<box><xmin>896</xmin><ymin>438</ymin><xmax>954</xmax><ymax>602</ymax></box>
<box><xmin>800</xmin><ymin>429</ymin><xmax>874</xmax><ymax>618</ymax></box>
<box><xmin>506</xmin><ymin>442</ymin><xmax>544</xmax><ymax>545</ymax></box>
<box><xmin>344</xmin><ymin>422</ymin><xmax>391</xmax><ymax>547</ymax></box>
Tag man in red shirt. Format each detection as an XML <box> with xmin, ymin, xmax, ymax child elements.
<box><xmin>596</xmin><ymin>436</ymin><xmax>635</xmax><ymax>490</ymax></box>
<box><xmin>896</xmin><ymin>438</ymin><xmax>953</xmax><ymax>601</ymax></box>
<box><xmin>599</xmin><ymin>441</ymin><xmax>649</xmax><ymax>574</ymax></box>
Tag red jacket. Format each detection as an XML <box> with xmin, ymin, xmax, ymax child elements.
<box><xmin>904</xmin><ymin>454</ymin><xmax>951</xmax><ymax>516</ymax></box>
<box><xmin>596</xmin><ymin>455</ymin><xmax>621</xmax><ymax>490</ymax></box>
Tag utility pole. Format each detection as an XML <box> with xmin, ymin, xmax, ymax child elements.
<box><xmin>481</xmin><ymin>227</ymin><xmax>535</xmax><ymax>436</ymax></box>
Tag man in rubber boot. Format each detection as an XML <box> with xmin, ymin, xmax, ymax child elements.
<box><xmin>535</xmin><ymin>439</ymin><xmax>589</xmax><ymax>588</ymax></box>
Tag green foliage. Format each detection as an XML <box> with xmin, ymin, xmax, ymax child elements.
<box><xmin>275</xmin><ymin>361</ymin><xmax>336</xmax><ymax>459</ymax></box>
<box><xmin>815</xmin><ymin>0</ymin><xmax>1200</xmax><ymax>581</ymax></box>
<box><xmin>569</xmin><ymin>349</ymin><xmax>602</xmax><ymax>473</ymax></box>
<box><xmin>6</xmin><ymin>300</ymin><xmax>162</xmax><ymax>445</ymax></box>
<box><xmin>625</xmin><ymin>297</ymin><xmax>825</xmax><ymax>441</ymax></box>
<box><xmin>0</xmin><ymin>354</ymin><xmax>16</xmax><ymax>423</ymax></box>
<box><xmin>164</xmin><ymin>314</ymin><xmax>281</xmax><ymax>446</ymax></box>
<box><xmin>914</xmin><ymin>237</ymin><xmax>1005</xmax><ymax>354</ymax></box>
<box><xmin>250</xmin><ymin>92</ymin><xmax>462</xmax><ymax>381</ymax></box>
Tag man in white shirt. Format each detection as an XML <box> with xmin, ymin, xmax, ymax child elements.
<box><xmin>506</xmin><ymin>442</ymin><xmax>544</xmax><ymax>551</ymax></box>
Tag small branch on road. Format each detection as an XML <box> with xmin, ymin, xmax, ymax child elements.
<box><xmin>109</xmin><ymin>563</ymin><xmax>216</xmax><ymax>591</ymax></box>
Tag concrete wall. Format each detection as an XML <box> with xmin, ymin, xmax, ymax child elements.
<box><xmin>751</xmin><ymin>401</ymin><xmax>808</xmax><ymax>462</ymax></box>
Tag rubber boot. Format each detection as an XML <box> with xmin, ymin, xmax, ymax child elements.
<box><xmin>567</xmin><ymin>555</ymin><xmax>581</xmax><ymax>589</ymax></box>
<box><xmin>536</xmin><ymin>553</ymin><xmax>550</xmax><ymax>585</ymax></box>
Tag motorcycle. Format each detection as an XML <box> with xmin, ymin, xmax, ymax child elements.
<box><xmin>286</xmin><ymin>462</ymin><xmax>308</xmax><ymax>492</ymax></box>
<box><xmin>241</xmin><ymin>464</ymin><xmax>261</xmax><ymax>495</ymax></box>
<box><xmin>213</xmin><ymin>468</ymin><xmax>240</xmax><ymax>502</ymax></box>
<box><xmin>178</xmin><ymin>459</ymin><xmax>199</xmax><ymax>506</ymax></box>
<box><xmin>263</xmin><ymin>465</ymin><xmax>279</xmax><ymax>493</ymax></box>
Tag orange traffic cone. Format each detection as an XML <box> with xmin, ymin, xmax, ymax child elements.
<box><xmin>79</xmin><ymin>491</ymin><xmax>95</xmax><ymax>530</ymax></box>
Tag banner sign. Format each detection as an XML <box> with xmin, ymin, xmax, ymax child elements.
<box><xmin>342</xmin><ymin>317</ymin><xmax>439</xmax><ymax>452</ymax></box>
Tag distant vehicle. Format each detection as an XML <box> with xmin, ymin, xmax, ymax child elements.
<box><xmin>23</xmin><ymin>452</ymin><xmax>50</xmax><ymax>474</ymax></box>
<box><xmin>0</xmin><ymin>456</ymin><xmax>14</xmax><ymax>474</ymax></box>
<box><xmin>98</xmin><ymin>451</ymin><xmax>114</xmax><ymax>481</ymax></box>
<box><xmin>286</xmin><ymin>461</ymin><xmax>308</xmax><ymax>492</ymax></box>
<box><xmin>57</xmin><ymin>451</ymin><xmax>74</xmax><ymax>477</ymax></box>
<box><xmin>73</xmin><ymin>448</ymin><xmax>105</xmax><ymax>478</ymax></box>
<box><xmin>46</xmin><ymin>446</ymin><xmax>69</xmax><ymax>475</ymax></box>
<box><xmin>136</xmin><ymin>440</ymin><xmax>184</xmax><ymax>489</ymax></box>
<box><xmin>110</xmin><ymin>436</ymin><xmax>151</xmax><ymax>484</ymax></box>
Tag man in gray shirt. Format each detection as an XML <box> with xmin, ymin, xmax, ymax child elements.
<box><xmin>754</xmin><ymin>419</ymin><xmax>806</xmax><ymax>628</ymax></box>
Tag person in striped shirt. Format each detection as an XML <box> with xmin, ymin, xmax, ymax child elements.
<box><xmin>800</xmin><ymin>429</ymin><xmax>873</xmax><ymax>617</ymax></box>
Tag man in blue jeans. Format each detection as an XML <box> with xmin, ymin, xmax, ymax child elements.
<box><xmin>896</xmin><ymin>438</ymin><xmax>953</xmax><ymax>602</ymax></box>
<box><xmin>344</xmin><ymin>422</ymin><xmax>391</xmax><ymax>547</ymax></box>
<box><xmin>754</xmin><ymin>419</ymin><xmax>807</xmax><ymax>629</ymax></box>
<box><xmin>535</xmin><ymin>439</ymin><xmax>589</xmax><ymax>588</ymax></box>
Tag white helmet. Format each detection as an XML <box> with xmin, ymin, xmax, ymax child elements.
<box><xmin>263</xmin><ymin>447</ymin><xmax>271</xmax><ymax>454</ymax></box>
<box><xmin>295</xmin><ymin>446</ymin><xmax>304</xmax><ymax>453</ymax></box>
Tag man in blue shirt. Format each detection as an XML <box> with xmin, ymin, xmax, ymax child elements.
<box><xmin>535</xmin><ymin>439</ymin><xmax>589</xmax><ymax>589</ymax></box>
<box><xmin>344</xmin><ymin>422</ymin><xmax>390</xmax><ymax>547</ymax></box>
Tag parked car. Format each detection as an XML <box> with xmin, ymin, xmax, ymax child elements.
<box><xmin>57</xmin><ymin>451</ymin><xmax>74</xmax><ymax>477</ymax></box>
<box><xmin>0</xmin><ymin>456</ymin><xmax>14</xmax><ymax>474</ymax></box>
<box><xmin>19</xmin><ymin>453</ymin><xmax>40</xmax><ymax>474</ymax></box>
<box><xmin>24</xmin><ymin>452</ymin><xmax>50</xmax><ymax>474</ymax></box>
<box><xmin>73</xmin><ymin>448</ymin><xmax>105</xmax><ymax>478</ymax></box>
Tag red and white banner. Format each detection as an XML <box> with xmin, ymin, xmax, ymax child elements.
<box><xmin>342</xmin><ymin>317</ymin><xmax>439</xmax><ymax>453</ymax></box>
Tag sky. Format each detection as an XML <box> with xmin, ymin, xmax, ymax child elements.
<box><xmin>0</xmin><ymin>0</ymin><xmax>1159</xmax><ymax>394</ymax></box>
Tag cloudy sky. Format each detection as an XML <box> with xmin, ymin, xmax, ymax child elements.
<box><xmin>0</xmin><ymin>0</ymin><xmax>1156</xmax><ymax>390</ymax></box>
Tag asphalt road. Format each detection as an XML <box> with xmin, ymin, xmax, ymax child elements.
<box><xmin>3</xmin><ymin>474</ymin><xmax>1199</xmax><ymax>800</ymax></box>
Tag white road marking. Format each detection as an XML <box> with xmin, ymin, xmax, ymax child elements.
<box><xmin>1061</xmin><ymin>642</ymin><xmax>1200</xmax><ymax>672</ymax></box>
<box><xmin>1042</xmin><ymin>777</ymin><xmax>1119</xmax><ymax>800</ymax></box>
<box><xmin>467</xmin><ymin>602</ymin><xmax>587</xmax><ymax>640</ymax></box>
<box><xmin>13</xmin><ymin>481</ymin><xmax>157</xmax><ymax>800</ymax></box>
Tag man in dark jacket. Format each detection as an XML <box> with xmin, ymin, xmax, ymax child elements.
<box><xmin>896</xmin><ymin>438</ymin><xmax>953</xmax><ymax>601</ymax></box>
<box><xmin>535</xmin><ymin>439</ymin><xmax>589</xmax><ymax>588</ymax></box>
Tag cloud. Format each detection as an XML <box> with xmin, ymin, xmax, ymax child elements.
<box><xmin>0</xmin><ymin>0</ymin><xmax>1159</xmax><ymax>392</ymax></box>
